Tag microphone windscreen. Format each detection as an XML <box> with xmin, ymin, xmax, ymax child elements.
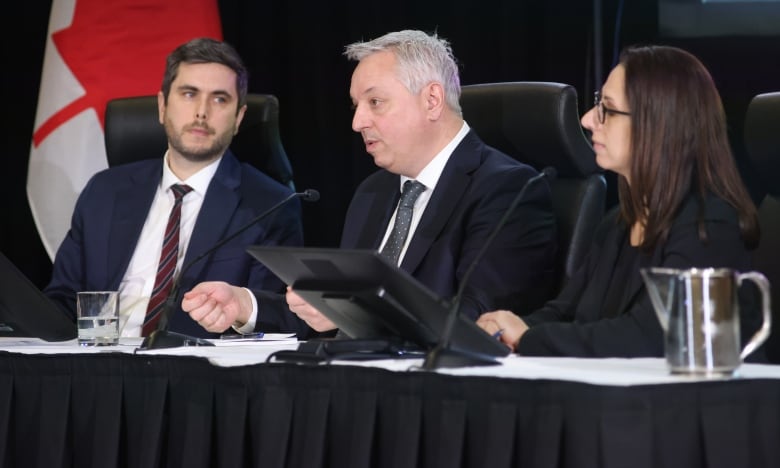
<box><xmin>302</xmin><ymin>189</ymin><xmax>321</xmax><ymax>202</ymax></box>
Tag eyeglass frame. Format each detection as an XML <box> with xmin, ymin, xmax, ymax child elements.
<box><xmin>594</xmin><ymin>91</ymin><xmax>631</xmax><ymax>124</ymax></box>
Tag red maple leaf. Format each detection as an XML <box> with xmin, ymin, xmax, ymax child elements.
<box><xmin>33</xmin><ymin>0</ymin><xmax>222</xmax><ymax>147</ymax></box>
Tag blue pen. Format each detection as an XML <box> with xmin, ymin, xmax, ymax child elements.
<box><xmin>220</xmin><ymin>332</ymin><xmax>265</xmax><ymax>340</ymax></box>
<box><xmin>492</xmin><ymin>329</ymin><xmax>504</xmax><ymax>339</ymax></box>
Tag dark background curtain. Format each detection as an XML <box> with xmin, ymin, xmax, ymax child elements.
<box><xmin>3</xmin><ymin>0</ymin><xmax>778</xmax><ymax>289</ymax></box>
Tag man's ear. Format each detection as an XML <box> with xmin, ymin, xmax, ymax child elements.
<box><xmin>234</xmin><ymin>104</ymin><xmax>247</xmax><ymax>135</ymax></box>
<box><xmin>424</xmin><ymin>82</ymin><xmax>445</xmax><ymax>120</ymax></box>
<box><xmin>157</xmin><ymin>91</ymin><xmax>166</xmax><ymax>125</ymax></box>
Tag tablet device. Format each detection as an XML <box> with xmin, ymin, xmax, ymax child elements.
<box><xmin>0</xmin><ymin>251</ymin><xmax>76</xmax><ymax>341</ymax></box>
<box><xmin>246</xmin><ymin>246</ymin><xmax>509</xmax><ymax>358</ymax></box>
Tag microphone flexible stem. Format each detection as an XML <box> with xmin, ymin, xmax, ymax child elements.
<box><xmin>155</xmin><ymin>190</ymin><xmax>315</xmax><ymax>333</ymax></box>
<box><xmin>437</xmin><ymin>168</ymin><xmax>555</xmax><ymax>351</ymax></box>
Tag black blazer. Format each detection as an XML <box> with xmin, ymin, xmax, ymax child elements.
<box><xmin>341</xmin><ymin>130</ymin><xmax>557</xmax><ymax>319</ymax></box>
<box><xmin>518</xmin><ymin>194</ymin><xmax>754</xmax><ymax>357</ymax></box>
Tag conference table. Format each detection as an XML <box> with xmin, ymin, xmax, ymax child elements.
<box><xmin>0</xmin><ymin>337</ymin><xmax>779</xmax><ymax>468</ymax></box>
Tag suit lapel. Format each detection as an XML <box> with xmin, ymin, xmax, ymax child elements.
<box><xmin>182</xmin><ymin>154</ymin><xmax>242</xmax><ymax>283</ymax></box>
<box><xmin>400</xmin><ymin>132</ymin><xmax>481</xmax><ymax>274</ymax></box>
<box><xmin>613</xmin><ymin>225</ymin><xmax>659</xmax><ymax>317</ymax></box>
<box><xmin>351</xmin><ymin>174</ymin><xmax>400</xmax><ymax>250</ymax></box>
<box><xmin>613</xmin><ymin>195</ymin><xmax>706</xmax><ymax>314</ymax></box>
<box><xmin>107</xmin><ymin>163</ymin><xmax>160</xmax><ymax>288</ymax></box>
<box><xmin>616</xmin><ymin>253</ymin><xmax>652</xmax><ymax>315</ymax></box>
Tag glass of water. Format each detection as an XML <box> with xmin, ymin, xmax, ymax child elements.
<box><xmin>76</xmin><ymin>291</ymin><xmax>120</xmax><ymax>346</ymax></box>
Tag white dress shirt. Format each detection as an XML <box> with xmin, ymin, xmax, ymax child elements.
<box><xmin>118</xmin><ymin>153</ymin><xmax>220</xmax><ymax>336</ymax></box>
<box><xmin>378</xmin><ymin>122</ymin><xmax>471</xmax><ymax>265</ymax></box>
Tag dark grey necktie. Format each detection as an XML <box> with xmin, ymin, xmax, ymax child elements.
<box><xmin>380</xmin><ymin>180</ymin><xmax>426</xmax><ymax>265</ymax></box>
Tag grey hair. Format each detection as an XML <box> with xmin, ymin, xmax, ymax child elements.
<box><xmin>344</xmin><ymin>30</ymin><xmax>462</xmax><ymax>115</ymax></box>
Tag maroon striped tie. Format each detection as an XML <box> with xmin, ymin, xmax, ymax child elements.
<box><xmin>142</xmin><ymin>184</ymin><xmax>193</xmax><ymax>336</ymax></box>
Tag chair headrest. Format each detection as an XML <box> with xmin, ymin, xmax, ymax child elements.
<box><xmin>104</xmin><ymin>94</ymin><xmax>294</xmax><ymax>189</ymax></box>
<box><xmin>744</xmin><ymin>91</ymin><xmax>780</xmax><ymax>196</ymax></box>
<box><xmin>104</xmin><ymin>96</ymin><xmax>167</xmax><ymax>167</ymax></box>
<box><xmin>460</xmin><ymin>82</ymin><xmax>598</xmax><ymax>178</ymax></box>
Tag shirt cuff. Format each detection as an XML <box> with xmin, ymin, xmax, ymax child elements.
<box><xmin>232</xmin><ymin>287</ymin><xmax>258</xmax><ymax>334</ymax></box>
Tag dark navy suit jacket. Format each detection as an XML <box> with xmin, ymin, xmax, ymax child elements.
<box><xmin>44</xmin><ymin>151</ymin><xmax>304</xmax><ymax>338</ymax></box>
<box><xmin>340</xmin><ymin>130</ymin><xmax>557</xmax><ymax>320</ymax></box>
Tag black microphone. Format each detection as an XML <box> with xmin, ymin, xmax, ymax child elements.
<box><xmin>139</xmin><ymin>189</ymin><xmax>320</xmax><ymax>350</ymax></box>
<box><xmin>421</xmin><ymin>167</ymin><xmax>557</xmax><ymax>369</ymax></box>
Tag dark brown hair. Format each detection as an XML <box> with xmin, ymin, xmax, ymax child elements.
<box><xmin>161</xmin><ymin>37</ymin><xmax>249</xmax><ymax>112</ymax></box>
<box><xmin>617</xmin><ymin>45</ymin><xmax>758</xmax><ymax>251</ymax></box>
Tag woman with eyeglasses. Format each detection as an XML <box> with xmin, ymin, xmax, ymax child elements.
<box><xmin>476</xmin><ymin>44</ymin><xmax>761</xmax><ymax>357</ymax></box>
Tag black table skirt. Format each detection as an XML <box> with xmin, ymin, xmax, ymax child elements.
<box><xmin>0</xmin><ymin>352</ymin><xmax>778</xmax><ymax>468</ymax></box>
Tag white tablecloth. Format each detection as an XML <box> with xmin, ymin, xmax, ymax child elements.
<box><xmin>3</xmin><ymin>336</ymin><xmax>780</xmax><ymax>386</ymax></box>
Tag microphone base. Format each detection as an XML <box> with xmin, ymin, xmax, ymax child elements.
<box><xmin>421</xmin><ymin>345</ymin><xmax>501</xmax><ymax>370</ymax></box>
<box><xmin>139</xmin><ymin>330</ymin><xmax>215</xmax><ymax>350</ymax></box>
<box><xmin>268</xmin><ymin>337</ymin><xmax>424</xmax><ymax>364</ymax></box>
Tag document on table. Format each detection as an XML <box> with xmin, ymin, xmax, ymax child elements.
<box><xmin>214</xmin><ymin>333</ymin><xmax>297</xmax><ymax>346</ymax></box>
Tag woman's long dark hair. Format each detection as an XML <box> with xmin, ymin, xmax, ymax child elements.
<box><xmin>617</xmin><ymin>45</ymin><xmax>759</xmax><ymax>251</ymax></box>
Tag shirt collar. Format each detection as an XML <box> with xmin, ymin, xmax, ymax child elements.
<box><xmin>160</xmin><ymin>151</ymin><xmax>222</xmax><ymax>195</ymax></box>
<box><xmin>399</xmin><ymin>121</ymin><xmax>470</xmax><ymax>191</ymax></box>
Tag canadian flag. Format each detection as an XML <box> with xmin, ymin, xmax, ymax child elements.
<box><xmin>28</xmin><ymin>0</ymin><xmax>222</xmax><ymax>259</ymax></box>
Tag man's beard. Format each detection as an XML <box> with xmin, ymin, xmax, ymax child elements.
<box><xmin>166</xmin><ymin>120</ymin><xmax>235</xmax><ymax>162</ymax></box>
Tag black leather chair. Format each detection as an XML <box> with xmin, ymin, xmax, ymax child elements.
<box><xmin>104</xmin><ymin>94</ymin><xmax>295</xmax><ymax>190</ymax></box>
<box><xmin>744</xmin><ymin>91</ymin><xmax>780</xmax><ymax>363</ymax></box>
<box><xmin>460</xmin><ymin>82</ymin><xmax>607</xmax><ymax>296</ymax></box>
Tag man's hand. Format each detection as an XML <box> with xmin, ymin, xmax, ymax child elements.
<box><xmin>182</xmin><ymin>281</ymin><xmax>253</xmax><ymax>333</ymax></box>
<box><xmin>286</xmin><ymin>286</ymin><xmax>337</xmax><ymax>332</ymax></box>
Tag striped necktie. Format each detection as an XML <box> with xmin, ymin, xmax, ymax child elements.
<box><xmin>142</xmin><ymin>184</ymin><xmax>193</xmax><ymax>336</ymax></box>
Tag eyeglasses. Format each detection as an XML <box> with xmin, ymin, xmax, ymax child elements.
<box><xmin>594</xmin><ymin>91</ymin><xmax>631</xmax><ymax>124</ymax></box>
